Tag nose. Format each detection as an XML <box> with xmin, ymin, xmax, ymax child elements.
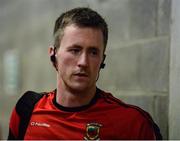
<box><xmin>77</xmin><ymin>53</ymin><xmax>88</xmax><ymax>68</ymax></box>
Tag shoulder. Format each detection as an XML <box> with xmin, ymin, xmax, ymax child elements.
<box><xmin>16</xmin><ymin>91</ymin><xmax>43</xmax><ymax>115</ymax></box>
<box><xmin>15</xmin><ymin>90</ymin><xmax>55</xmax><ymax>115</ymax></box>
<box><xmin>98</xmin><ymin>89</ymin><xmax>154</xmax><ymax>124</ymax></box>
<box><xmin>98</xmin><ymin>88</ymin><xmax>162</xmax><ymax>139</ymax></box>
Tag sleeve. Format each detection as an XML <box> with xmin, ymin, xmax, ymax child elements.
<box><xmin>134</xmin><ymin>110</ymin><xmax>162</xmax><ymax>140</ymax></box>
<box><xmin>8</xmin><ymin>108</ymin><xmax>20</xmax><ymax>140</ymax></box>
<box><xmin>138</xmin><ymin>112</ymin><xmax>162</xmax><ymax>140</ymax></box>
<box><xmin>138</xmin><ymin>118</ymin><xmax>156</xmax><ymax>139</ymax></box>
<box><xmin>128</xmin><ymin>105</ymin><xmax>162</xmax><ymax>140</ymax></box>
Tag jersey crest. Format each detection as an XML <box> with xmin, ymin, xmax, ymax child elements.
<box><xmin>84</xmin><ymin>123</ymin><xmax>102</xmax><ymax>140</ymax></box>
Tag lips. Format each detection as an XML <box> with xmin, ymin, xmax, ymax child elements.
<box><xmin>74</xmin><ymin>73</ymin><xmax>88</xmax><ymax>77</ymax></box>
<box><xmin>73</xmin><ymin>71</ymin><xmax>89</xmax><ymax>80</ymax></box>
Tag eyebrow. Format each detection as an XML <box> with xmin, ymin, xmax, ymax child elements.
<box><xmin>67</xmin><ymin>44</ymin><xmax>101</xmax><ymax>51</ymax></box>
<box><xmin>67</xmin><ymin>44</ymin><xmax>82</xmax><ymax>49</ymax></box>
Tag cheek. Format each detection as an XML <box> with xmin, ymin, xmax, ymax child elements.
<box><xmin>91</xmin><ymin>61</ymin><xmax>101</xmax><ymax>73</ymax></box>
<box><xmin>57</xmin><ymin>54</ymin><xmax>75</xmax><ymax>70</ymax></box>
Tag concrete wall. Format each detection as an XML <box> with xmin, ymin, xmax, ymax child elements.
<box><xmin>169</xmin><ymin>0</ymin><xmax>180</xmax><ymax>139</ymax></box>
<box><xmin>0</xmin><ymin>0</ymin><xmax>171</xmax><ymax>139</ymax></box>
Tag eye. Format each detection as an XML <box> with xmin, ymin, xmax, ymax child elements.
<box><xmin>69</xmin><ymin>48</ymin><xmax>81</xmax><ymax>55</ymax></box>
<box><xmin>91</xmin><ymin>50</ymin><xmax>98</xmax><ymax>55</ymax></box>
<box><xmin>89</xmin><ymin>48</ymin><xmax>99</xmax><ymax>56</ymax></box>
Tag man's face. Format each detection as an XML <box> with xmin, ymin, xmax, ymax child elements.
<box><xmin>56</xmin><ymin>24</ymin><xmax>104</xmax><ymax>92</ymax></box>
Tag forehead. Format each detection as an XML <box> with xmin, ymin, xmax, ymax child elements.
<box><xmin>60</xmin><ymin>24</ymin><xmax>104</xmax><ymax>49</ymax></box>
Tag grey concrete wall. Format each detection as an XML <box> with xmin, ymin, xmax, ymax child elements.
<box><xmin>0</xmin><ymin>0</ymin><xmax>170</xmax><ymax>139</ymax></box>
<box><xmin>169</xmin><ymin>0</ymin><xmax>180</xmax><ymax>139</ymax></box>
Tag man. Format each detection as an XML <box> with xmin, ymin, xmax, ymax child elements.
<box><xmin>8</xmin><ymin>7</ymin><xmax>162</xmax><ymax>140</ymax></box>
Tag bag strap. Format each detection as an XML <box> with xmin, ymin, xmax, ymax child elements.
<box><xmin>15</xmin><ymin>91</ymin><xmax>44</xmax><ymax>139</ymax></box>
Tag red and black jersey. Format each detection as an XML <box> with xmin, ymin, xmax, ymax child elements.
<box><xmin>9</xmin><ymin>88</ymin><xmax>159</xmax><ymax>140</ymax></box>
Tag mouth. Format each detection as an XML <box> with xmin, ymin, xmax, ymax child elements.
<box><xmin>74</xmin><ymin>73</ymin><xmax>88</xmax><ymax>77</ymax></box>
<box><xmin>73</xmin><ymin>71</ymin><xmax>89</xmax><ymax>80</ymax></box>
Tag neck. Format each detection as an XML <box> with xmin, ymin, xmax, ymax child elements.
<box><xmin>56</xmin><ymin>77</ymin><xmax>96</xmax><ymax>108</ymax></box>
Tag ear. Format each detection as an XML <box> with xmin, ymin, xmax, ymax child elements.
<box><xmin>48</xmin><ymin>46</ymin><xmax>55</xmax><ymax>57</ymax></box>
<box><xmin>48</xmin><ymin>46</ymin><xmax>58</xmax><ymax>71</ymax></box>
<box><xmin>100</xmin><ymin>54</ymin><xmax>106</xmax><ymax>69</ymax></box>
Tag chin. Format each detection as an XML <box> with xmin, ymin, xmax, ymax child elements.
<box><xmin>72</xmin><ymin>86</ymin><xmax>89</xmax><ymax>92</ymax></box>
<box><xmin>69</xmin><ymin>83</ymin><xmax>93</xmax><ymax>92</ymax></box>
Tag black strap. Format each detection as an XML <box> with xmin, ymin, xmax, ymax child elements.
<box><xmin>15</xmin><ymin>91</ymin><xmax>44</xmax><ymax>139</ymax></box>
<box><xmin>7</xmin><ymin>128</ymin><xmax>16</xmax><ymax>140</ymax></box>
